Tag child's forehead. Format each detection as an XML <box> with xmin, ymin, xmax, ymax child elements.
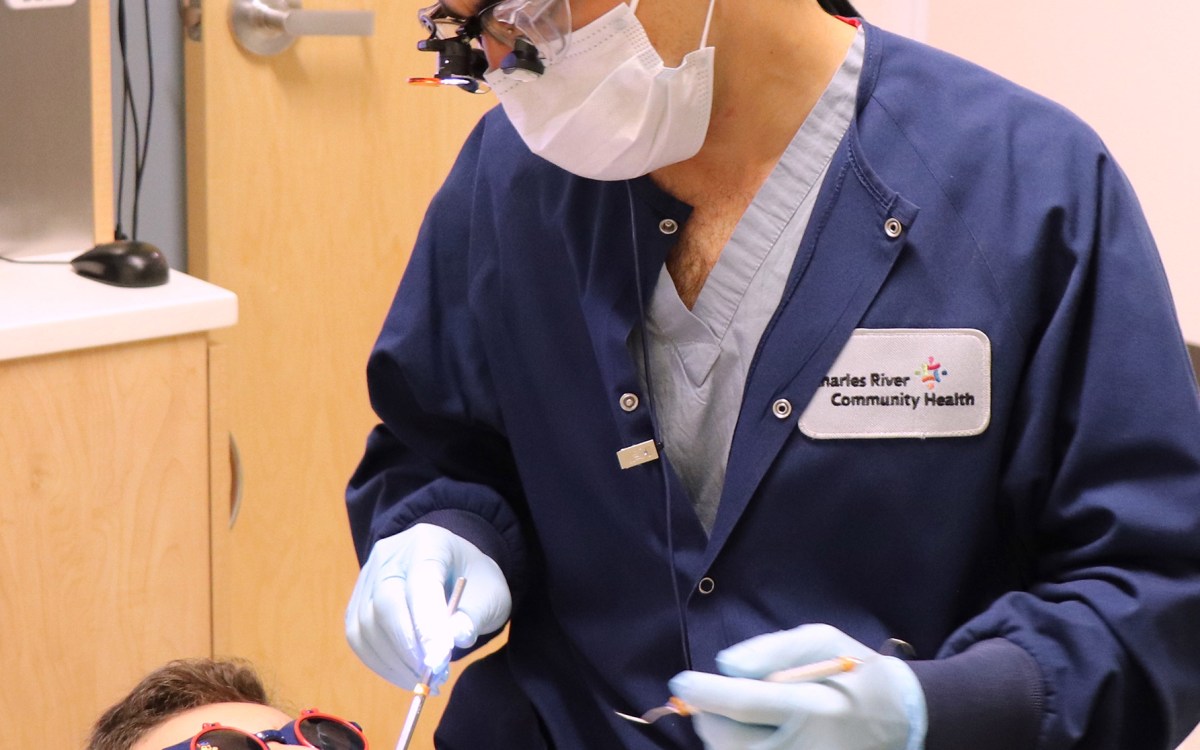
<box><xmin>132</xmin><ymin>703</ymin><xmax>295</xmax><ymax>750</ymax></box>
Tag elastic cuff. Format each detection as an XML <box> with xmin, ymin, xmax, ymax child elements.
<box><xmin>411</xmin><ymin>508</ymin><xmax>513</xmax><ymax>581</ymax></box>
<box><xmin>882</xmin><ymin>657</ymin><xmax>928</xmax><ymax>750</ymax></box>
<box><xmin>907</xmin><ymin>638</ymin><xmax>1043</xmax><ymax>750</ymax></box>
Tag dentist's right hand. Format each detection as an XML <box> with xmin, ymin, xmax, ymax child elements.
<box><xmin>345</xmin><ymin>523</ymin><xmax>512</xmax><ymax>691</ymax></box>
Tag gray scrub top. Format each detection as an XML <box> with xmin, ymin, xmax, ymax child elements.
<box><xmin>637</xmin><ymin>29</ymin><xmax>864</xmax><ymax>533</ymax></box>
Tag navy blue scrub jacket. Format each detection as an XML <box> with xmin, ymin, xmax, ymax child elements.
<box><xmin>347</xmin><ymin>22</ymin><xmax>1200</xmax><ymax>750</ymax></box>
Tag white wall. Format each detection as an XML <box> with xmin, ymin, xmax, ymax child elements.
<box><xmin>855</xmin><ymin>1</ymin><xmax>1200</xmax><ymax>344</ymax></box>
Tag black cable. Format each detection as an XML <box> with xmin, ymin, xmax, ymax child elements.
<box><xmin>113</xmin><ymin>0</ymin><xmax>155</xmax><ymax>241</ymax></box>
<box><xmin>115</xmin><ymin>0</ymin><xmax>140</xmax><ymax>241</ymax></box>
<box><xmin>625</xmin><ymin>181</ymin><xmax>694</xmax><ymax>673</ymax></box>
<box><xmin>132</xmin><ymin>0</ymin><xmax>155</xmax><ymax>240</ymax></box>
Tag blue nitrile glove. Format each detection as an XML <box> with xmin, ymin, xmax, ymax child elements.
<box><xmin>669</xmin><ymin>624</ymin><xmax>927</xmax><ymax>750</ymax></box>
<box><xmin>345</xmin><ymin>523</ymin><xmax>512</xmax><ymax>691</ymax></box>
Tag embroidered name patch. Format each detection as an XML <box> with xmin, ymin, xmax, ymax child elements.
<box><xmin>798</xmin><ymin>328</ymin><xmax>991</xmax><ymax>439</ymax></box>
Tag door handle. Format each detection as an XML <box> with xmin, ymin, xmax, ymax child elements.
<box><xmin>228</xmin><ymin>432</ymin><xmax>244</xmax><ymax>529</ymax></box>
<box><xmin>230</xmin><ymin>0</ymin><xmax>374</xmax><ymax>56</ymax></box>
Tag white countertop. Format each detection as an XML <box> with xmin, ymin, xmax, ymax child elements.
<box><xmin>0</xmin><ymin>251</ymin><xmax>237</xmax><ymax>362</ymax></box>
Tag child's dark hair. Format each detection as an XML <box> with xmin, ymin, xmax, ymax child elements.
<box><xmin>87</xmin><ymin>658</ymin><xmax>270</xmax><ymax>750</ymax></box>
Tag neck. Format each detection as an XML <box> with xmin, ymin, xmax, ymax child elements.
<box><xmin>651</xmin><ymin>1</ymin><xmax>857</xmax><ymax>201</ymax></box>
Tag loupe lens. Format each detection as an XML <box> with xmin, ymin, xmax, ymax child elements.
<box><xmin>486</xmin><ymin>0</ymin><xmax>571</xmax><ymax>61</ymax></box>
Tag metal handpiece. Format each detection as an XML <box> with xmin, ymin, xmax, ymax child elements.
<box><xmin>395</xmin><ymin>577</ymin><xmax>468</xmax><ymax>750</ymax></box>
<box><xmin>617</xmin><ymin>656</ymin><xmax>863</xmax><ymax>726</ymax></box>
<box><xmin>615</xmin><ymin>696</ymin><xmax>694</xmax><ymax>725</ymax></box>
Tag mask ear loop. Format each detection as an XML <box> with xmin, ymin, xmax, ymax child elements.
<box><xmin>628</xmin><ymin>0</ymin><xmax>716</xmax><ymax>50</ymax></box>
<box><xmin>698</xmin><ymin>0</ymin><xmax>715</xmax><ymax>49</ymax></box>
<box><xmin>625</xmin><ymin>180</ymin><xmax>694</xmax><ymax>674</ymax></box>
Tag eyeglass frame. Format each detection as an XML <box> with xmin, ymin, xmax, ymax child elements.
<box><xmin>159</xmin><ymin>708</ymin><xmax>368</xmax><ymax>750</ymax></box>
<box><xmin>418</xmin><ymin>1</ymin><xmax>511</xmax><ymax>45</ymax></box>
<box><xmin>418</xmin><ymin>0</ymin><xmax>570</xmax><ymax>63</ymax></box>
<box><xmin>414</xmin><ymin>0</ymin><xmax>560</xmax><ymax>93</ymax></box>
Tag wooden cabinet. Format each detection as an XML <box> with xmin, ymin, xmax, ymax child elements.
<box><xmin>0</xmin><ymin>334</ymin><xmax>213</xmax><ymax>748</ymax></box>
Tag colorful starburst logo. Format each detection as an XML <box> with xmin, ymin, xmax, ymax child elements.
<box><xmin>916</xmin><ymin>355</ymin><xmax>949</xmax><ymax>391</ymax></box>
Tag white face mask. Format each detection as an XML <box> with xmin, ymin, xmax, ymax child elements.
<box><xmin>484</xmin><ymin>0</ymin><xmax>717</xmax><ymax>181</ymax></box>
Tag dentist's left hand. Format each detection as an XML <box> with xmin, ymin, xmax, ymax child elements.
<box><xmin>669</xmin><ymin>624</ymin><xmax>927</xmax><ymax>750</ymax></box>
<box><xmin>345</xmin><ymin>523</ymin><xmax>512</xmax><ymax>691</ymax></box>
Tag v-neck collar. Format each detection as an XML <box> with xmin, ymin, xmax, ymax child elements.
<box><xmin>647</xmin><ymin>29</ymin><xmax>866</xmax><ymax>386</ymax></box>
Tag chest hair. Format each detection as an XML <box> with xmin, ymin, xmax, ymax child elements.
<box><xmin>666</xmin><ymin>196</ymin><xmax>756</xmax><ymax>309</ymax></box>
<box><xmin>656</xmin><ymin>154</ymin><xmax>775</xmax><ymax>308</ymax></box>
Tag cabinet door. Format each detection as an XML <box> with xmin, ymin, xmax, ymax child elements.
<box><xmin>185</xmin><ymin>3</ymin><xmax>495</xmax><ymax>747</ymax></box>
<box><xmin>0</xmin><ymin>334</ymin><xmax>211</xmax><ymax>748</ymax></box>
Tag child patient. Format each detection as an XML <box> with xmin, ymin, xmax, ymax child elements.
<box><xmin>88</xmin><ymin>658</ymin><xmax>368</xmax><ymax>749</ymax></box>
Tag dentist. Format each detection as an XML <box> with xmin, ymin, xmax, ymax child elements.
<box><xmin>345</xmin><ymin>1</ymin><xmax>1200</xmax><ymax>748</ymax></box>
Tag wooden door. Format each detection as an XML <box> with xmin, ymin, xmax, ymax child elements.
<box><xmin>184</xmin><ymin>3</ymin><xmax>494</xmax><ymax>747</ymax></box>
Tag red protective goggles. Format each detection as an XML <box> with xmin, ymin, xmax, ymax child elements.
<box><xmin>161</xmin><ymin>708</ymin><xmax>368</xmax><ymax>750</ymax></box>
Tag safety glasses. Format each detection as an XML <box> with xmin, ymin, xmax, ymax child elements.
<box><xmin>418</xmin><ymin>0</ymin><xmax>570</xmax><ymax>60</ymax></box>
<box><xmin>161</xmin><ymin>708</ymin><xmax>368</xmax><ymax>750</ymax></box>
<box><xmin>411</xmin><ymin>0</ymin><xmax>569</xmax><ymax>92</ymax></box>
